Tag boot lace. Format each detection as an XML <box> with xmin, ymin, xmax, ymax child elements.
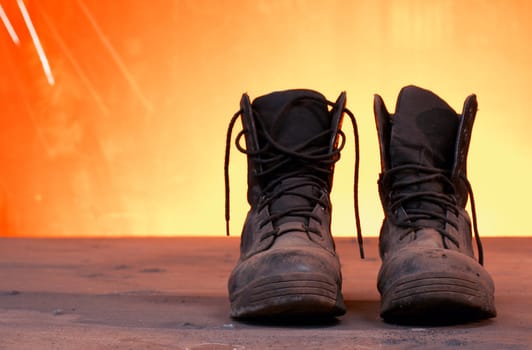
<box><xmin>224</xmin><ymin>96</ymin><xmax>365</xmax><ymax>258</ymax></box>
<box><xmin>383</xmin><ymin>164</ymin><xmax>484</xmax><ymax>265</ymax></box>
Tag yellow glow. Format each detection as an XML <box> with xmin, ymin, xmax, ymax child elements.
<box><xmin>0</xmin><ymin>1</ymin><xmax>530</xmax><ymax>237</ymax></box>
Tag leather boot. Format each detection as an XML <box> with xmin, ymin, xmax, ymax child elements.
<box><xmin>374</xmin><ymin>85</ymin><xmax>496</xmax><ymax>324</ymax></box>
<box><xmin>224</xmin><ymin>89</ymin><xmax>361</xmax><ymax>318</ymax></box>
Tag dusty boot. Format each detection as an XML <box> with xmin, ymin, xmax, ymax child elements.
<box><xmin>373</xmin><ymin>85</ymin><xmax>496</xmax><ymax>324</ymax></box>
<box><xmin>224</xmin><ymin>89</ymin><xmax>361</xmax><ymax>319</ymax></box>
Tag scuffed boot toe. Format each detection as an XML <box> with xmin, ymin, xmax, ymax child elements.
<box><xmin>228</xmin><ymin>246</ymin><xmax>345</xmax><ymax>319</ymax></box>
<box><xmin>378</xmin><ymin>247</ymin><xmax>496</xmax><ymax>325</ymax></box>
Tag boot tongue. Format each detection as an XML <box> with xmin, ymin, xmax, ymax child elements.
<box><xmin>252</xmin><ymin>90</ymin><xmax>332</xmax><ymax>226</ymax></box>
<box><xmin>390</xmin><ymin>85</ymin><xmax>459</xmax><ymax>170</ymax></box>
<box><xmin>252</xmin><ymin>89</ymin><xmax>331</xmax><ymax>150</ymax></box>
<box><xmin>389</xmin><ymin>86</ymin><xmax>459</xmax><ymax>228</ymax></box>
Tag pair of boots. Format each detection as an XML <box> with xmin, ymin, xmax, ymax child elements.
<box><xmin>224</xmin><ymin>85</ymin><xmax>496</xmax><ymax>324</ymax></box>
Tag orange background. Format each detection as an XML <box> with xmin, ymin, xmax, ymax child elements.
<box><xmin>0</xmin><ymin>0</ymin><xmax>530</xmax><ymax>237</ymax></box>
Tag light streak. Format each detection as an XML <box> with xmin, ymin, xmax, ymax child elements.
<box><xmin>36</xmin><ymin>3</ymin><xmax>110</xmax><ymax>115</ymax></box>
<box><xmin>77</xmin><ymin>0</ymin><xmax>153</xmax><ymax>112</ymax></box>
<box><xmin>17</xmin><ymin>0</ymin><xmax>55</xmax><ymax>85</ymax></box>
<box><xmin>0</xmin><ymin>3</ymin><xmax>20</xmax><ymax>45</ymax></box>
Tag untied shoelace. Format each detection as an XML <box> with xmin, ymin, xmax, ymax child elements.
<box><xmin>224</xmin><ymin>96</ymin><xmax>365</xmax><ymax>258</ymax></box>
<box><xmin>381</xmin><ymin>164</ymin><xmax>484</xmax><ymax>265</ymax></box>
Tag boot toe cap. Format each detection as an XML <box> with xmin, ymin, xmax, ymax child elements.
<box><xmin>228</xmin><ymin>246</ymin><xmax>344</xmax><ymax>318</ymax></box>
<box><xmin>378</xmin><ymin>247</ymin><xmax>496</xmax><ymax>324</ymax></box>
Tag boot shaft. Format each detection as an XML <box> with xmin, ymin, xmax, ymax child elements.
<box><xmin>374</xmin><ymin>85</ymin><xmax>477</xmax><ymax>209</ymax></box>
<box><xmin>239</xmin><ymin>90</ymin><xmax>347</xmax><ymax>206</ymax></box>
<box><xmin>373</xmin><ymin>85</ymin><xmax>482</xmax><ymax>262</ymax></box>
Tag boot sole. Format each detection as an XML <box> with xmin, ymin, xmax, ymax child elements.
<box><xmin>230</xmin><ymin>272</ymin><xmax>345</xmax><ymax>319</ymax></box>
<box><xmin>380</xmin><ymin>273</ymin><xmax>496</xmax><ymax>324</ymax></box>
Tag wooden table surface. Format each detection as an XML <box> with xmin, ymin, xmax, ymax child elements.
<box><xmin>0</xmin><ymin>237</ymin><xmax>530</xmax><ymax>349</ymax></box>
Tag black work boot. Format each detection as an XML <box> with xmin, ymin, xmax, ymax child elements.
<box><xmin>373</xmin><ymin>85</ymin><xmax>496</xmax><ymax>324</ymax></box>
<box><xmin>224</xmin><ymin>89</ymin><xmax>360</xmax><ymax>319</ymax></box>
